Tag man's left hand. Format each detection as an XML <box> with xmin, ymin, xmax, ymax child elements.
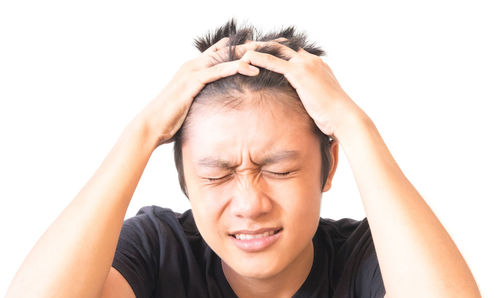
<box><xmin>238</xmin><ymin>42</ymin><xmax>369</xmax><ymax>141</ymax></box>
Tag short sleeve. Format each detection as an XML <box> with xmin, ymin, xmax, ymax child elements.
<box><xmin>112</xmin><ymin>208</ymin><xmax>159</xmax><ymax>298</ymax></box>
<box><xmin>331</xmin><ymin>217</ymin><xmax>386</xmax><ymax>298</ymax></box>
<box><xmin>354</xmin><ymin>246</ymin><xmax>386</xmax><ymax>298</ymax></box>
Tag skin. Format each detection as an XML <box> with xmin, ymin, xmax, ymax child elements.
<box><xmin>6</xmin><ymin>35</ymin><xmax>481</xmax><ymax>298</ymax></box>
<box><xmin>181</xmin><ymin>95</ymin><xmax>339</xmax><ymax>297</ymax></box>
<box><xmin>235</xmin><ymin>43</ymin><xmax>481</xmax><ymax>297</ymax></box>
<box><xmin>5</xmin><ymin>37</ymin><xmax>268</xmax><ymax>298</ymax></box>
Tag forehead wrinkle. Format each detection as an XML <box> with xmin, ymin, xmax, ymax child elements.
<box><xmin>183</xmin><ymin>90</ymin><xmax>312</xmax><ymax>139</ymax></box>
<box><xmin>196</xmin><ymin>157</ymin><xmax>238</xmax><ymax>169</ymax></box>
<box><xmin>254</xmin><ymin>150</ymin><xmax>300</xmax><ymax>166</ymax></box>
<box><xmin>196</xmin><ymin>150</ymin><xmax>300</xmax><ymax>170</ymax></box>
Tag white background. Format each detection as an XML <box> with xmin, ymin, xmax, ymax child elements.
<box><xmin>1</xmin><ymin>0</ymin><xmax>498</xmax><ymax>296</ymax></box>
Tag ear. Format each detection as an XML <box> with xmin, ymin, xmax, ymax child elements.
<box><xmin>322</xmin><ymin>138</ymin><xmax>339</xmax><ymax>192</ymax></box>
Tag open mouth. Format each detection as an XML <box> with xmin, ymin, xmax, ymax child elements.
<box><xmin>230</xmin><ymin>228</ymin><xmax>283</xmax><ymax>240</ymax></box>
<box><xmin>229</xmin><ymin>228</ymin><xmax>283</xmax><ymax>252</ymax></box>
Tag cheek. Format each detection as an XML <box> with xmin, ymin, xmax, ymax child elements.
<box><xmin>278</xmin><ymin>179</ymin><xmax>322</xmax><ymax>245</ymax></box>
<box><xmin>189</xmin><ymin>183</ymin><xmax>230</xmax><ymax>218</ymax></box>
<box><xmin>278</xmin><ymin>179</ymin><xmax>322</xmax><ymax>219</ymax></box>
<box><xmin>270</xmin><ymin>166</ymin><xmax>323</xmax><ymax>207</ymax></box>
<box><xmin>190</xmin><ymin>198</ymin><xmax>225</xmax><ymax>250</ymax></box>
<box><xmin>273</xmin><ymin>167</ymin><xmax>323</xmax><ymax>230</ymax></box>
<box><xmin>187</xmin><ymin>182</ymin><xmax>230</xmax><ymax>243</ymax></box>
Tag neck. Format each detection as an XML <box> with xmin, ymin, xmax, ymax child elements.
<box><xmin>221</xmin><ymin>241</ymin><xmax>314</xmax><ymax>298</ymax></box>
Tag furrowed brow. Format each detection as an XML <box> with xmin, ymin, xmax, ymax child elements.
<box><xmin>257</xmin><ymin>150</ymin><xmax>300</xmax><ymax>165</ymax></box>
<box><xmin>196</xmin><ymin>150</ymin><xmax>300</xmax><ymax>169</ymax></box>
<box><xmin>196</xmin><ymin>157</ymin><xmax>236</xmax><ymax>169</ymax></box>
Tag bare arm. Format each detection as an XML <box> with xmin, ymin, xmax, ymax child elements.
<box><xmin>5</xmin><ymin>115</ymin><xmax>157</xmax><ymax>297</ymax></box>
<box><xmin>239</xmin><ymin>44</ymin><xmax>481</xmax><ymax>297</ymax></box>
<box><xmin>336</xmin><ymin>111</ymin><xmax>481</xmax><ymax>298</ymax></box>
<box><xmin>5</xmin><ymin>37</ymin><xmax>265</xmax><ymax>298</ymax></box>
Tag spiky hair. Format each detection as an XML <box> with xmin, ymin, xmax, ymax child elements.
<box><xmin>172</xmin><ymin>18</ymin><xmax>332</xmax><ymax>199</ymax></box>
<box><xmin>190</xmin><ymin>18</ymin><xmax>326</xmax><ymax>97</ymax></box>
<box><xmin>193</xmin><ymin>17</ymin><xmax>325</xmax><ymax>57</ymax></box>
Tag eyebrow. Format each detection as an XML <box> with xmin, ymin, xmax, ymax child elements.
<box><xmin>196</xmin><ymin>150</ymin><xmax>300</xmax><ymax>169</ymax></box>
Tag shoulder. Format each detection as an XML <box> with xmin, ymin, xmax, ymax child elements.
<box><xmin>123</xmin><ymin>205</ymin><xmax>198</xmax><ymax>236</ymax></box>
<box><xmin>315</xmin><ymin>216</ymin><xmax>374</xmax><ymax>279</ymax></box>
<box><xmin>130</xmin><ymin>205</ymin><xmax>193</xmax><ymax>225</ymax></box>
<box><xmin>115</xmin><ymin>205</ymin><xmax>202</xmax><ymax>269</ymax></box>
<box><xmin>316</xmin><ymin>216</ymin><xmax>370</xmax><ymax>250</ymax></box>
<box><xmin>316</xmin><ymin>217</ymin><xmax>386</xmax><ymax>297</ymax></box>
<box><xmin>113</xmin><ymin>206</ymin><xmax>209</xmax><ymax>297</ymax></box>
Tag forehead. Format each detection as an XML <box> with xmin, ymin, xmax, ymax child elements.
<box><xmin>182</xmin><ymin>95</ymin><xmax>318</xmax><ymax>162</ymax></box>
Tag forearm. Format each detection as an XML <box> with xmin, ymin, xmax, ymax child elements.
<box><xmin>335</xmin><ymin>112</ymin><xmax>481</xmax><ymax>298</ymax></box>
<box><xmin>6</xmin><ymin>113</ymin><xmax>158</xmax><ymax>298</ymax></box>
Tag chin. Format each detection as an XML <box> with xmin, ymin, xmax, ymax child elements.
<box><xmin>225</xmin><ymin>254</ymin><xmax>285</xmax><ymax>280</ymax></box>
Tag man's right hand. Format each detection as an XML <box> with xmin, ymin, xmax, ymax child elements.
<box><xmin>137</xmin><ymin>37</ymin><xmax>263</xmax><ymax>148</ymax></box>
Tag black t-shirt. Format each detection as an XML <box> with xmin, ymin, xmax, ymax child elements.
<box><xmin>112</xmin><ymin>205</ymin><xmax>386</xmax><ymax>298</ymax></box>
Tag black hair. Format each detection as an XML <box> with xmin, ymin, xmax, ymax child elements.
<box><xmin>172</xmin><ymin>18</ymin><xmax>334</xmax><ymax>198</ymax></box>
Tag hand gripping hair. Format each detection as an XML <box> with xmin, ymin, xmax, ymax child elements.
<box><xmin>172</xmin><ymin>18</ymin><xmax>333</xmax><ymax>198</ymax></box>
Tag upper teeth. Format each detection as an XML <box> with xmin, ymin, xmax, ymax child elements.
<box><xmin>234</xmin><ymin>230</ymin><xmax>277</xmax><ymax>240</ymax></box>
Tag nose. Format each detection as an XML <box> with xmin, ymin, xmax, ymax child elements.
<box><xmin>230</xmin><ymin>174</ymin><xmax>272</xmax><ymax>219</ymax></box>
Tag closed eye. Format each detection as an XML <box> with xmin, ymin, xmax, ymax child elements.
<box><xmin>269</xmin><ymin>171</ymin><xmax>291</xmax><ymax>176</ymax></box>
<box><xmin>205</xmin><ymin>174</ymin><xmax>232</xmax><ymax>182</ymax></box>
<box><xmin>204</xmin><ymin>171</ymin><xmax>292</xmax><ymax>182</ymax></box>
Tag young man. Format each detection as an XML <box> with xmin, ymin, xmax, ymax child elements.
<box><xmin>6</xmin><ymin>20</ymin><xmax>480</xmax><ymax>298</ymax></box>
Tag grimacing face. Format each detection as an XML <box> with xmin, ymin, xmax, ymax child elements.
<box><xmin>181</xmin><ymin>93</ymin><xmax>339</xmax><ymax>281</ymax></box>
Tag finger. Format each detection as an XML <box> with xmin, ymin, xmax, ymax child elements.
<box><xmin>243</xmin><ymin>37</ymin><xmax>287</xmax><ymax>44</ymax></box>
<box><xmin>207</xmin><ymin>37</ymin><xmax>288</xmax><ymax>54</ymax></box>
<box><xmin>203</xmin><ymin>37</ymin><xmax>230</xmax><ymax>54</ymax></box>
<box><xmin>216</xmin><ymin>39</ymin><xmax>296</xmax><ymax>59</ymax></box>
<box><xmin>197</xmin><ymin>59</ymin><xmax>260</xmax><ymax>85</ymax></box>
<box><xmin>273</xmin><ymin>37</ymin><xmax>288</xmax><ymax>42</ymax></box>
<box><xmin>237</xmin><ymin>41</ymin><xmax>297</xmax><ymax>59</ymax></box>
<box><xmin>296</xmin><ymin>47</ymin><xmax>317</xmax><ymax>57</ymax></box>
<box><xmin>197</xmin><ymin>40</ymin><xmax>274</xmax><ymax>69</ymax></box>
<box><xmin>199</xmin><ymin>37</ymin><xmax>292</xmax><ymax>69</ymax></box>
<box><xmin>240</xmin><ymin>50</ymin><xmax>292</xmax><ymax>75</ymax></box>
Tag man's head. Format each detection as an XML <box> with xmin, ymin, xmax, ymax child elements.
<box><xmin>171</xmin><ymin>19</ymin><xmax>339</xmax><ymax>279</ymax></box>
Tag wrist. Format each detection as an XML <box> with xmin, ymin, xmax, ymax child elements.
<box><xmin>126</xmin><ymin>111</ymin><xmax>161</xmax><ymax>152</ymax></box>
<box><xmin>329</xmin><ymin>102</ymin><xmax>373</xmax><ymax>144</ymax></box>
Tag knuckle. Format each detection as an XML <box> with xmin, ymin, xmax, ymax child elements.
<box><xmin>303</xmin><ymin>57</ymin><xmax>322</xmax><ymax>70</ymax></box>
<box><xmin>235</xmin><ymin>46</ymin><xmax>247</xmax><ymax>58</ymax></box>
<box><xmin>192</xmin><ymin>70</ymin><xmax>205</xmax><ymax>86</ymax></box>
<box><xmin>206</xmin><ymin>54</ymin><xmax>221</xmax><ymax>67</ymax></box>
<box><xmin>241</xmin><ymin>51</ymin><xmax>252</xmax><ymax>62</ymax></box>
<box><xmin>216</xmin><ymin>37</ymin><xmax>230</xmax><ymax>45</ymax></box>
<box><xmin>238</xmin><ymin>60</ymin><xmax>248</xmax><ymax>68</ymax></box>
<box><xmin>249</xmin><ymin>42</ymin><xmax>262</xmax><ymax>51</ymax></box>
<box><xmin>262</xmin><ymin>53</ymin><xmax>273</xmax><ymax>63</ymax></box>
<box><xmin>212</xmin><ymin>51</ymin><xmax>226</xmax><ymax>62</ymax></box>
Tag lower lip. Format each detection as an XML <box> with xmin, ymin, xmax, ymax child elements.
<box><xmin>230</xmin><ymin>229</ymin><xmax>282</xmax><ymax>253</ymax></box>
